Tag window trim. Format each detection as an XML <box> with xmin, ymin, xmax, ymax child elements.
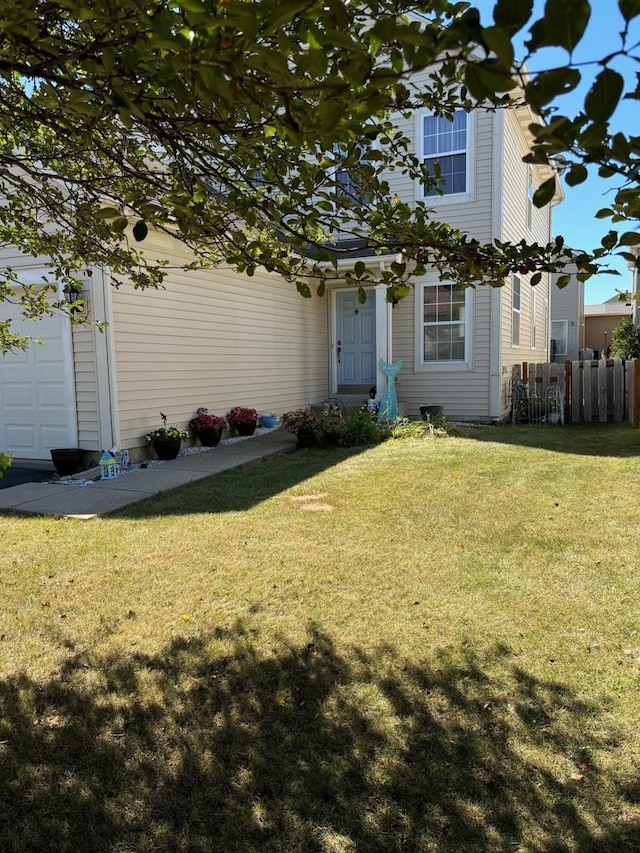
<box><xmin>526</xmin><ymin>165</ymin><xmax>534</xmax><ymax>232</ymax></box>
<box><xmin>530</xmin><ymin>287</ymin><xmax>537</xmax><ymax>349</ymax></box>
<box><xmin>415</xmin><ymin>109</ymin><xmax>475</xmax><ymax>204</ymax></box>
<box><xmin>512</xmin><ymin>275</ymin><xmax>521</xmax><ymax>347</ymax></box>
<box><xmin>551</xmin><ymin>319</ymin><xmax>568</xmax><ymax>357</ymax></box>
<box><xmin>416</xmin><ymin>280</ymin><xmax>473</xmax><ymax>371</ymax></box>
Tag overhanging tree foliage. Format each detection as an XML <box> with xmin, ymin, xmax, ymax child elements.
<box><xmin>0</xmin><ymin>0</ymin><xmax>638</xmax><ymax>351</ymax></box>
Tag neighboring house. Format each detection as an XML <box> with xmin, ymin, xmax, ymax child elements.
<box><xmin>0</xmin><ymin>81</ymin><xmax>561</xmax><ymax>461</ymax></box>
<box><xmin>550</xmin><ymin>268</ymin><xmax>585</xmax><ymax>362</ymax></box>
<box><xmin>584</xmin><ymin>294</ymin><xmax>632</xmax><ymax>358</ymax></box>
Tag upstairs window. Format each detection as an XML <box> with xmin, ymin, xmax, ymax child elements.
<box><xmin>333</xmin><ymin>142</ymin><xmax>372</xmax><ymax>206</ymax></box>
<box><xmin>421</xmin><ymin>110</ymin><xmax>470</xmax><ymax>198</ymax></box>
<box><xmin>526</xmin><ymin>166</ymin><xmax>534</xmax><ymax>231</ymax></box>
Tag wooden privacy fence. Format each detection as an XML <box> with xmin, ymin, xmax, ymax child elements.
<box><xmin>516</xmin><ymin>359</ymin><xmax>640</xmax><ymax>426</ymax></box>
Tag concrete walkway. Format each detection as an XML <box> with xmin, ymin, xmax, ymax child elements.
<box><xmin>0</xmin><ymin>429</ymin><xmax>297</xmax><ymax>520</ymax></box>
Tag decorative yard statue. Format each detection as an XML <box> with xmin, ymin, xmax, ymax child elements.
<box><xmin>377</xmin><ymin>359</ymin><xmax>402</xmax><ymax>423</ymax></box>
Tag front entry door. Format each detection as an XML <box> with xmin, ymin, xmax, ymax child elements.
<box><xmin>336</xmin><ymin>290</ymin><xmax>376</xmax><ymax>387</ymax></box>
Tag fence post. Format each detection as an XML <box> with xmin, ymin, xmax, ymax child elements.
<box><xmin>598</xmin><ymin>359</ymin><xmax>608</xmax><ymax>422</ymax></box>
<box><xmin>565</xmin><ymin>361</ymin><xmax>572</xmax><ymax>422</ymax></box>
<box><xmin>613</xmin><ymin>359</ymin><xmax>624</xmax><ymax>422</ymax></box>
<box><xmin>635</xmin><ymin>360</ymin><xmax>640</xmax><ymax>427</ymax></box>
<box><xmin>572</xmin><ymin>361</ymin><xmax>582</xmax><ymax>423</ymax></box>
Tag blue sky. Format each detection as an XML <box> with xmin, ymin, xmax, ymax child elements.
<box><xmin>474</xmin><ymin>0</ymin><xmax>639</xmax><ymax>304</ymax></box>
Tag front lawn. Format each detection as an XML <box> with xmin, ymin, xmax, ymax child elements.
<box><xmin>1</xmin><ymin>424</ymin><xmax>640</xmax><ymax>851</ymax></box>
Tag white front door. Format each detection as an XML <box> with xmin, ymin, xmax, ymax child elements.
<box><xmin>0</xmin><ymin>303</ymin><xmax>77</xmax><ymax>459</ymax></box>
<box><xmin>336</xmin><ymin>290</ymin><xmax>376</xmax><ymax>387</ymax></box>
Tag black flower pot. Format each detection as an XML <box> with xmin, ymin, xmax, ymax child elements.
<box><xmin>198</xmin><ymin>429</ymin><xmax>223</xmax><ymax>447</ymax></box>
<box><xmin>50</xmin><ymin>448</ymin><xmax>86</xmax><ymax>476</ymax></box>
<box><xmin>152</xmin><ymin>437</ymin><xmax>182</xmax><ymax>460</ymax></box>
<box><xmin>236</xmin><ymin>422</ymin><xmax>257</xmax><ymax>437</ymax></box>
<box><xmin>296</xmin><ymin>431</ymin><xmax>316</xmax><ymax>449</ymax></box>
<box><xmin>420</xmin><ymin>405</ymin><xmax>444</xmax><ymax>420</ymax></box>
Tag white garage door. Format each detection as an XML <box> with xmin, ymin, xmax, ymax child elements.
<box><xmin>0</xmin><ymin>303</ymin><xmax>77</xmax><ymax>459</ymax></box>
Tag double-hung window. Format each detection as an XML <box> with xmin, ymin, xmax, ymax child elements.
<box><xmin>530</xmin><ymin>287</ymin><xmax>537</xmax><ymax>349</ymax></box>
<box><xmin>512</xmin><ymin>276</ymin><xmax>521</xmax><ymax>347</ymax></box>
<box><xmin>422</xmin><ymin>283</ymin><xmax>468</xmax><ymax>363</ymax></box>
<box><xmin>526</xmin><ymin>166</ymin><xmax>534</xmax><ymax>231</ymax></box>
<box><xmin>551</xmin><ymin>320</ymin><xmax>568</xmax><ymax>357</ymax></box>
<box><xmin>420</xmin><ymin>110</ymin><xmax>470</xmax><ymax>198</ymax></box>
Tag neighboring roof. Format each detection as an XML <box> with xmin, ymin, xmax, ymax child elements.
<box><xmin>604</xmin><ymin>292</ymin><xmax>631</xmax><ymax>303</ymax></box>
<box><xmin>584</xmin><ymin>301</ymin><xmax>632</xmax><ymax>317</ymax></box>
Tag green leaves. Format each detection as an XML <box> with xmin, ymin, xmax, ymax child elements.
<box><xmin>132</xmin><ymin>221</ymin><xmax>148</xmax><ymax>242</ymax></box>
<box><xmin>532</xmin><ymin>177</ymin><xmax>557</xmax><ymax>208</ymax></box>
<box><xmin>564</xmin><ymin>163</ymin><xmax>588</xmax><ymax>187</ymax></box>
<box><xmin>493</xmin><ymin>0</ymin><xmax>534</xmax><ymax>35</ymax></box>
<box><xmin>584</xmin><ymin>69</ymin><xmax>624</xmax><ymax>123</ymax></box>
<box><xmin>525</xmin><ymin>68</ymin><xmax>581</xmax><ymax>112</ymax></box>
<box><xmin>618</xmin><ymin>0</ymin><xmax>640</xmax><ymax>21</ymax></box>
<box><xmin>527</xmin><ymin>0</ymin><xmax>591</xmax><ymax>53</ymax></box>
<box><xmin>0</xmin><ymin>0</ymin><xmax>637</xmax><ymax>354</ymax></box>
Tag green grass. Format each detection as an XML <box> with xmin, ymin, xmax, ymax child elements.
<box><xmin>1</xmin><ymin>424</ymin><xmax>640</xmax><ymax>851</ymax></box>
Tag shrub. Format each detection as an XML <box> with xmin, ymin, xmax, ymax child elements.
<box><xmin>342</xmin><ymin>406</ymin><xmax>391</xmax><ymax>447</ymax></box>
<box><xmin>610</xmin><ymin>318</ymin><xmax>640</xmax><ymax>359</ymax></box>
<box><xmin>281</xmin><ymin>408</ymin><xmax>321</xmax><ymax>435</ymax></box>
<box><xmin>392</xmin><ymin>414</ymin><xmax>449</xmax><ymax>439</ymax></box>
<box><xmin>0</xmin><ymin>451</ymin><xmax>12</xmax><ymax>478</ymax></box>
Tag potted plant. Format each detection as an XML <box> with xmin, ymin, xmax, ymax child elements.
<box><xmin>50</xmin><ymin>447</ymin><xmax>86</xmax><ymax>475</ymax></box>
<box><xmin>260</xmin><ymin>411</ymin><xmax>278</xmax><ymax>429</ymax></box>
<box><xmin>145</xmin><ymin>412</ymin><xmax>188</xmax><ymax>460</ymax></box>
<box><xmin>189</xmin><ymin>409</ymin><xmax>228</xmax><ymax>446</ymax></box>
<box><xmin>281</xmin><ymin>408</ymin><xmax>321</xmax><ymax>447</ymax></box>
<box><xmin>227</xmin><ymin>406</ymin><xmax>260</xmax><ymax>436</ymax></box>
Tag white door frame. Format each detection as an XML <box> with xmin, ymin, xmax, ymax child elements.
<box><xmin>330</xmin><ymin>281</ymin><xmax>391</xmax><ymax>397</ymax></box>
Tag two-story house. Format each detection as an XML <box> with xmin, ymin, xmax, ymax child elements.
<box><xmin>0</xmin><ymin>86</ymin><xmax>561</xmax><ymax>461</ymax></box>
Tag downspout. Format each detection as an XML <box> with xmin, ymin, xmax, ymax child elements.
<box><xmin>93</xmin><ymin>266</ymin><xmax>119</xmax><ymax>450</ymax></box>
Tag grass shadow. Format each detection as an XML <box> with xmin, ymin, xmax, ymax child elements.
<box><xmin>453</xmin><ymin>422</ymin><xmax>640</xmax><ymax>458</ymax></box>
<box><xmin>108</xmin><ymin>446</ymin><xmax>369</xmax><ymax>520</ymax></box>
<box><xmin>1</xmin><ymin>627</ymin><xmax>638</xmax><ymax>851</ymax></box>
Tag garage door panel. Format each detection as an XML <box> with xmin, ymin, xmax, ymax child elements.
<box><xmin>0</xmin><ymin>300</ymin><xmax>76</xmax><ymax>459</ymax></box>
<box><xmin>5</xmin><ymin>424</ymin><xmax>37</xmax><ymax>451</ymax></box>
<box><xmin>39</xmin><ymin>382</ymin><xmax>69</xmax><ymax>410</ymax></box>
<box><xmin>41</xmin><ymin>425</ymin><xmax>72</xmax><ymax>448</ymax></box>
<box><xmin>3</xmin><ymin>383</ymin><xmax>34</xmax><ymax>408</ymax></box>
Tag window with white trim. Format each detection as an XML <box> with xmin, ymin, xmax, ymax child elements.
<box><xmin>512</xmin><ymin>275</ymin><xmax>521</xmax><ymax>346</ymax></box>
<box><xmin>544</xmin><ymin>297</ymin><xmax>549</xmax><ymax>357</ymax></box>
<box><xmin>333</xmin><ymin>141</ymin><xmax>373</xmax><ymax>205</ymax></box>
<box><xmin>420</xmin><ymin>110</ymin><xmax>470</xmax><ymax>197</ymax></box>
<box><xmin>530</xmin><ymin>287</ymin><xmax>537</xmax><ymax>348</ymax></box>
<box><xmin>526</xmin><ymin>165</ymin><xmax>534</xmax><ymax>231</ymax></box>
<box><xmin>422</xmin><ymin>282</ymin><xmax>468</xmax><ymax>362</ymax></box>
<box><xmin>551</xmin><ymin>320</ymin><xmax>568</xmax><ymax>357</ymax></box>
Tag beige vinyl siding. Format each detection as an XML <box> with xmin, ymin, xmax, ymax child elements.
<box><xmin>497</xmin><ymin>110</ymin><xmax>553</xmax><ymax>411</ymax></box>
<box><xmin>110</xmin><ymin>231</ymin><xmax>329</xmax><ymax>451</ymax></box>
<box><xmin>71</xmin><ymin>325</ymin><xmax>100</xmax><ymax>449</ymax></box>
<box><xmin>385</xmin><ymin>104</ymin><xmax>496</xmax><ymax>421</ymax></box>
<box><xmin>390</xmin><ymin>277</ymin><xmax>493</xmax><ymax>421</ymax></box>
<box><xmin>389</xmin><ymin>104</ymin><xmax>494</xmax><ymax>240</ymax></box>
